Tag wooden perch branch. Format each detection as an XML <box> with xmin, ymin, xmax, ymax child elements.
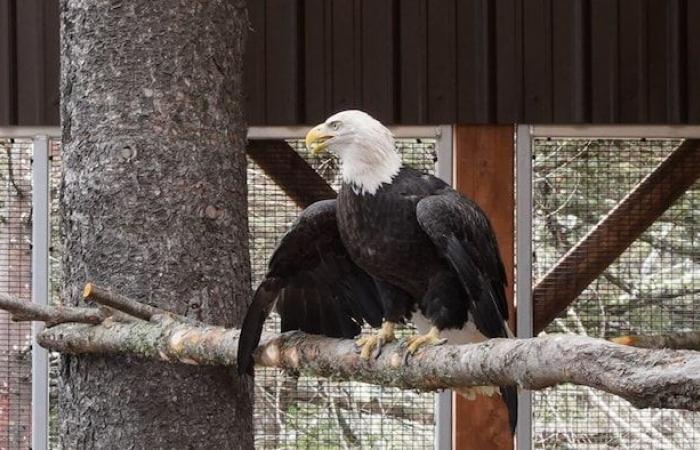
<box><xmin>533</xmin><ymin>139</ymin><xmax>700</xmax><ymax>333</ymax></box>
<box><xmin>613</xmin><ymin>331</ymin><xmax>700</xmax><ymax>351</ymax></box>
<box><xmin>4</xmin><ymin>286</ymin><xmax>699</xmax><ymax>411</ymax></box>
<box><xmin>35</xmin><ymin>319</ymin><xmax>700</xmax><ymax>411</ymax></box>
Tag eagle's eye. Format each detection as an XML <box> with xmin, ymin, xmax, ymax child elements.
<box><xmin>329</xmin><ymin>120</ymin><xmax>341</xmax><ymax>131</ymax></box>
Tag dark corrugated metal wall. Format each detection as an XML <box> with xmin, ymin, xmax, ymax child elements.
<box><xmin>0</xmin><ymin>0</ymin><xmax>59</xmax><ymax>126</ymax></box>
<box><xmin>2</xmin><ymin>0</ymin><xmax>699</xmax><ymax>126</ymax></box>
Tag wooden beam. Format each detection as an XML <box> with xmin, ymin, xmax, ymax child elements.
<box><xmin>246</xmin><ymin>140</ymin><xmax>337</xmax><ymax>208</ymax></box>
<box><xmin>533</xmin><ymin>139</ymin><xmax>700</xmax><ymax>333</ymax></box>
<box><xmin>453</xmin><ymin>125</ymin><xmax>515</xmax><ymax>450</ymax></box>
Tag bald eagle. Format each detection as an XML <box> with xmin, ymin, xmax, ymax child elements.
<box><xmin>237</xmin><ymin>110</ymin><xmax>517</xmax><ymax>431</ymax></box>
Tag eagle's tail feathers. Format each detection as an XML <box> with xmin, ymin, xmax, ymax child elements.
<box><xmin>236</xmin><ymin>277</ymin><xmax>281</xmax><ymax>376</ymax></box>
<box><xmin>501</xmin><ymin>385</ymin><xmax>518</xmax><ymax>434</ymax></box>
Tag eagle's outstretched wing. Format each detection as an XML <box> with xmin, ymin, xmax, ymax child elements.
<box><xmin>237</xmin><ymin>199</ymin><xmax>383</xmax><ymax>375</ymax></box>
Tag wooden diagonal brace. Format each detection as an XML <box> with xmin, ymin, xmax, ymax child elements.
<box><xmin>247</xmin><ymin>140</ymin><xmax>337</xmax><ymax>208</ymax></box>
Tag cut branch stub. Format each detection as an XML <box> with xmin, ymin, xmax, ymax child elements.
<box><xmin>83</xmin><ymin>283</ymin><xmax>159</xmax><ymax>321</ymax></box>
<box><xmin>612</xmin><ymin>331</ymin><xmax>700</xmax><ymax>351</ymax></box>
<box><xmin>83</xmin><ymin>283</ymin><xmax>202</xmax><ymax>326</ymax></box>
<box><xmin>0</xmin><ymin>292</ymin><xmax>110</xmax><ymax>326</ymax></box>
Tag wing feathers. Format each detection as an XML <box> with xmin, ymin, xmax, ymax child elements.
<box><xmin>417</xmin><ymin>192</ymin><xmax>509</xmax><ymax>337</ymax></box>
<box><xmin>444</xmin><ymin>236</ymin><xmax>507</xmax><ymax>337</ymax></box>
<box><xmin>237</xmin><ymin>199</ymin><xmax>382</xmax><ymax>375</ymax></box>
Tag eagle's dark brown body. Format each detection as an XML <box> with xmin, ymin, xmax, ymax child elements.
<box><xmin>336</xmin><ymin>167</ymin><xmax>511</xmax><ymax>337</ymax></box>
<box><xmin>338</xmin><ymin>169</ymin><xmax>444</xmax><ymax>298</ymax></box>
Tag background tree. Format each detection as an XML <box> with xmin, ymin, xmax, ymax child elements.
<box><xmin>58</xmin><ymin>1</ymin><xmax>252</xmax><ymax>447</ymax></box>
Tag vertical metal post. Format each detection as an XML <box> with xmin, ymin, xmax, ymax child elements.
<box><xmin>434</xmin><ymin>125</ymin><xmax>453</xmax><ymax>450</ymax></box>
<box><xmin>434</xmin><ymin>125</ymin><xmax>453</xmax><ymax>186</ymax></box>
<box><xmin>31</xmin><ymin>136</ymin><xmax>50</xmax><ymax>450</ymax></box>
<box><xmin>515</xmin><ymin>125</ymin><xmax>533</xmax><ymax>450</ymax></box>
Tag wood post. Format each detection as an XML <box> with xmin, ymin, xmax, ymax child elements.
<box><xmin>453</xmin><ymin>125</ymin><xmax>515</xmax><ymax>450</ymax></box>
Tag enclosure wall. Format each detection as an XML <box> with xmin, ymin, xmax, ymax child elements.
<box><xmin>3</xmin><ymin>0</ymin><xmax>700</xmax><ymax>126</ymax></box>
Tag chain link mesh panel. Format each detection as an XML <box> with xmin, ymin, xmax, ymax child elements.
<box><xmin>532</xmin><ymin>138</ymin><xmax>699</xmax><ymax>449</ymax></box>
<box><xmin>249</xmin><ymin>138</ymin><xmax>437</xmax><ymax>449</ymax></box>
<box><xmin>0</xmin><ymin>139</ymin><xmax>33</xmax><ymax>450</ymax></box>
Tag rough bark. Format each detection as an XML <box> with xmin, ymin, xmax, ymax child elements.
<box><xmin>59</xmin><ymin>1</ymin><xmax>252</xmax><ymax>448</ymax></box>
<box><xmin>29</xmin><ymin>316</ymin><xmax>700</xmax><ymax>412</ymax></box>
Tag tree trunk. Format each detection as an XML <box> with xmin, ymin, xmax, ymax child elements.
<box><xmin>58</xmin><ymin>1</ymin><xmax>252</xmax><ymax>448</ymax></box>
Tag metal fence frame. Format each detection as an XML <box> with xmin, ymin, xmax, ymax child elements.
<box><xmin>31</xmin><ymin>135</ymin><xmax>50</xmax><ymax>450</ymax></box>
<box><xmin>515</xmin><ymin>124</ymin><xmax>700</xmax><ymax>450</ymax></box>
<box><xmin>516</xmin><ymin>125</ymin><xmax>533</xmax><ymax>450</ymax></box>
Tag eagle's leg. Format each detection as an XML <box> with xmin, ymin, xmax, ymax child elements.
<box><xmin>356</xmin><ymin>321</ymin><xmax>396</xmax><ymax>359</ymax></box>
<box><xmin>404</xmin><ymin>326</ymin><xmax>447</xmax><ymax>355</ymax></box>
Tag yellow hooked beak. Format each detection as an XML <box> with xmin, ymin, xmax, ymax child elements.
<box><xmin>305</xmin><ymin>124</ymin><xmax>333</xmax><ymax>155</ymax></box>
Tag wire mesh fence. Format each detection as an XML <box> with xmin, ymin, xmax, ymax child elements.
<box><xmin>0</xmin><ymin>139</ymin><xmax>33</xmax><ymax>450</ymax></box>
<box><xmin>532</xmin><ymin>138</ymin><xmax>699</xmax><ymax>449</ymax></box>
<box><xmin>6</xmin><ymin>132</ymin><xmax>696</xmax><ymax>449</ymax></box>
<box><xmin>6</xmin><ymin>136</ymin><xmax>440</xmax><ymax>449</ymax></box>
<box><xmin>249</xmin><ymin>138</ymin><xmax>438</xmax><ymax>449</ymax></box>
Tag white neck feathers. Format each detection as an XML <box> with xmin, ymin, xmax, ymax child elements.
<box><xmin>340</xmin><ymin>140</ymin><xmax>401</xmax><ymax>195</ymax></box>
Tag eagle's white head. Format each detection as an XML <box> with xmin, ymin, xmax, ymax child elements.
<box><xmin>305</xmin><ymin>110</ymin><xmax>401</xmax><ymax>195</ymax></box>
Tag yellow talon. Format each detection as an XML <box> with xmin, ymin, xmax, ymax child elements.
<box><xmin>405</xmin><ymin>326</ymin><xmax>447</xmax><ymax>355</ymax></box>
<box><xmin>356</xmin><ymin>322</ymin><xmax>396</xmax><ymax>359</ymax></box>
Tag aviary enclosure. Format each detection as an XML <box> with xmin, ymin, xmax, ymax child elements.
<box><xmin>1</xmin><ymin>127</ymin><xmax>697</xmax><ymax>449</ymax></box>
<box><xmin>1</xmin><ymin>0</ymin><xmax>699</xmax><ymax>448</ymax></box>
